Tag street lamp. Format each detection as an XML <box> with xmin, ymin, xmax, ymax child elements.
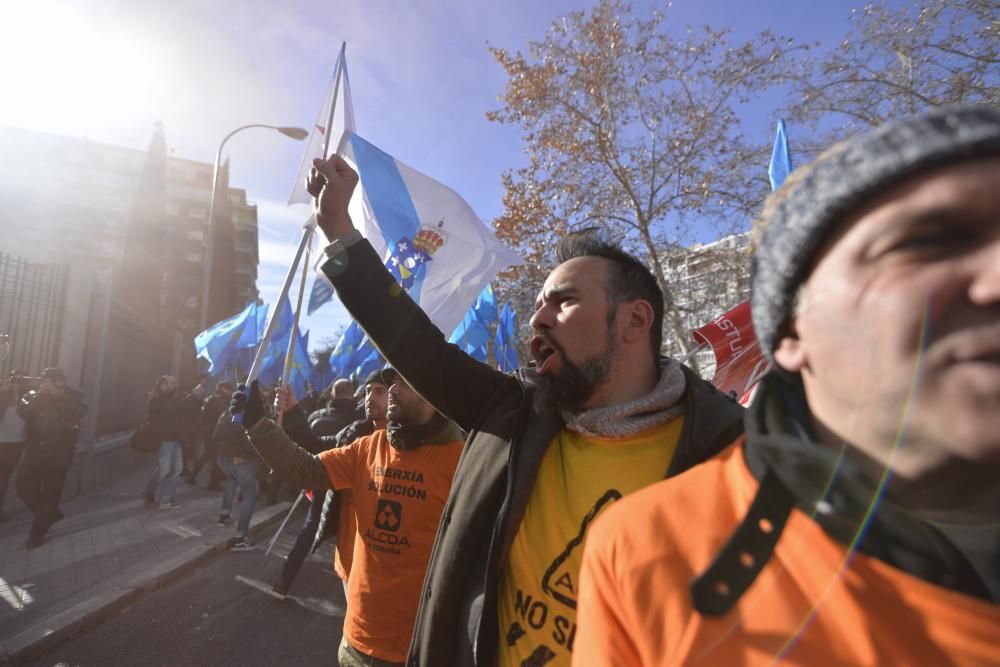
<box><xmin>199</xmin><ymin>124</ymin><xmax>309</xmax><ymax>331</ymax></box>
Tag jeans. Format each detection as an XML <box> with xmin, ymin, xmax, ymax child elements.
<box><xmin>337</xmin><ymin>638</ymin><xmax>404</xmax><ymax>667</ymax></box>
<box><xmin>279</xmin><ymin>493</ymin><xmax>323</xmax><ymax>588</ymax></box>
<box><xmin>188</xmin><ymin>438</ymin><xmax>224</xmax><ymax>487</ymax></box>
<box><xmin>145</xmin><ymin>441</ymin><xmax>183</xmax><ymax>503</ymax></box>
<box><xmin>217</xmin><ymin>455</ymin><xmax>258</xmax><ymax>535</ymax></box>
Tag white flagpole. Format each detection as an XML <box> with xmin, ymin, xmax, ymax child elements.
<box><xmin>274</xmin><ymin>41</ymin><xmax>346</xmax><ymax>404</ymax></box>
<box><xmin>322</xmin><ymin>42</ymin><xmax>347</xmax><ymax>159</ymax></box>
<box><xmin>247</xmin><ymin>43</ymin><xmax>347</xmax><ymax>388</ymax></box>
<box><xmin>678</xmin><ymin>343</ymin><xmax>707</xmax><ymax>367</ymax></box>
<box><xmin>244</xmin><ymin>218</ymin><xmax>316</xmax><ymax>385</ymax></box>
<box><xmin>265</xmin><ymin>491</ymin><xmax>306</xmax><ymax>557</ymax></box>
<box><xmin>278</xmin><ymin>231</ymin><xmax>314</xmax><ymax>423</ymax></box>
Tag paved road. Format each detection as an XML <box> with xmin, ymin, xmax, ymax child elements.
<box><xmin>29</xmin><ymin>528</ymin><xmax>347</xmax><ymax>667</ymax></box>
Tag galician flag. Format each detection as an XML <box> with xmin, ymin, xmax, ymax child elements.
<box><xmin>323</xmin><ymin>130</ymin><xmax>522</xmax><ymax>337</ymax></box>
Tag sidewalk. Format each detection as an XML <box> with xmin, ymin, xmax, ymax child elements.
<box><xmin>0</xmin><ymin>459</ymin><xmax>292</xmax><ymax>664</ymax></box>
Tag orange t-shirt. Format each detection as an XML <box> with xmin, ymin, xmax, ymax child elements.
<box><xmin>575</xmin><ymin>443</ymin><xmax>1000</xmax><ymax>667</ymax></box>
<box><xmin>318</xmin><ymin>429</ymin><xmax>464</xmax><ymax>663</ymax></box>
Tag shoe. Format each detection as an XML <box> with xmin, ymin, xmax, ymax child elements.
<box><xmin>25</xmin><ymin>535</ymin><xmax>44</xmax><ymax>549</ymax></box>
<box><xmin>183</xmin><ymin>476</ymin><xmax>196</xmax><ymax>486</ymax></box>
<box><xmin>271</xmin><ymin>579</ymin><xmax>290</xmax><ymax>598</ymax></box>
<box><xmin>158</xmin><ymin>501</ymin><xmax>182</xmax><ymax>510</ymax></box>
<box><xmin>217</xmin><ymin>513</ymin><xmax>231</xmax><ymax>526</ymax></box>
<box><xmin>143</xmin><ymin>495</ymin><xmax>156</xmax><ymax>508</ymax></box>
<box><xmin>50</xmin><ymin>509</ymin><xmax>65</xmax><ymax>524</ymax></box>
<box><xmin>228</xmin><ymin>536</ymin><xmax>256</xmax><ymax>552</ymax></box>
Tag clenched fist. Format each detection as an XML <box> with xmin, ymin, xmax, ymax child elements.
<box><xmin>307</xmin><ymin>154</ymin><xmax>360</xmax><ymax>242</ymax></box>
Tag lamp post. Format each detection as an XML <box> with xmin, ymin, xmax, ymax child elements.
<box><xmin>199</xmin><ymin>124</ymin><xmax>309</xmax><ymax>331</ymax></box>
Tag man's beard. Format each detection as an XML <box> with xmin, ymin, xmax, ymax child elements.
<box><xmin>533</xmin><ymin>333</ymin><xmax>616</xmax><ymax>414</ymax></box>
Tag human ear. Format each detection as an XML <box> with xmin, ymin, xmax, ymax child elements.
<box><xmin>773</xmin><ymin>318</ymin><xmax>808</xmax><ymax>373</ymax></box>
<box><xmin>622</xmin><ymin>300</ymin><xmax>654</xmax><ymax>345</ymax></box>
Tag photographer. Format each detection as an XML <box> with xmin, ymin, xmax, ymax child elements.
<box><xmin>16</xmin><ymin>367</ymin><xmax>87</xmax><ymax>548</ymax></box>
<box><xmin>0</xmin><ymin>370</ymin><xmax>30</xmax><ymax>522</ymax></box>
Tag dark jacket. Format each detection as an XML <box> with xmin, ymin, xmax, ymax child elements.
<box><xmin>307</xmin><ymin>397</ymin><xmax>361</xmax><ymax>439</ymax></box>
<box><xmin>17</xmin><ymin>390</ymin><xmax>88</xmax><ymax>464</ymax></box>
<box><xmin>214</xmin><ymin>410</ymin><xmax>258</xmax><ymax>460</ymax></box>
<box><xmin>147</xmin><ymin>392</ymin><xmax>200</xmax><ymax>444</ymax></box>
<box><xmin>320</xmin><ymin>238</ymin><xmax>746</xmax><ymax>667</ymax></box>
<box><xmin>201</xmin><ymin>391</ymin><xmax>230</xmax><ymax>441</ymax></box>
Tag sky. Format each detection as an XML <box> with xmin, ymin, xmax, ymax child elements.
<box><xmin>0</xmin><ymin>0</ymin><xmax>899</xmax><ymax>353</ymax></box>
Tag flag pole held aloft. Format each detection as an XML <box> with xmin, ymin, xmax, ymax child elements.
<box><xmin>244</xmin><ymin>217</ymin><xmax>317</xmax><ymax>386</ymax></box>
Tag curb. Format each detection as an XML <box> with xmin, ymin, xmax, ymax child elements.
<box><xmin>0</xmin><ymin>500</ymin><xmax>293</xmax><ymax>666</ymax></box>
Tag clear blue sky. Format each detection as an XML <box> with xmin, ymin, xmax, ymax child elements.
<box><xmin>0</xmin><ymin>0</ymin><xmax>910</xmax><ymax>351</ymax></box>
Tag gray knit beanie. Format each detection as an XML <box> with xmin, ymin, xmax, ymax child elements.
<box><xmin>751</xmin><ymin>105</ymin><xmax>1000</xmax><ymax>360</ymax></box>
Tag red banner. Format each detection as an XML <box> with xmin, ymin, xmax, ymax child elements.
<box><xmin>692</xmin><ymin>301</ymin><xmax>770</xmax><ymax>405</ymax></box>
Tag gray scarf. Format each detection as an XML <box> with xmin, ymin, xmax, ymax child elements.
<box><xmin>561</xmin><ymin>358</ymin><xmax>687</xmax><ymax>438</ymax></box>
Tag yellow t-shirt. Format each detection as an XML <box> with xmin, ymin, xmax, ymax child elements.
<box><xmin>497</xmin><ymin>417</ymin><xmax>685</xmax><ymax>667</ymax></box>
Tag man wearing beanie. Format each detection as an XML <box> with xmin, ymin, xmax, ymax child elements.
<box><xmin>572</xmin><ymin>106</ymin><xmax>1000</xmax><ymax>665</ymax></box>
<box><xmin>234</xmin><ymin>369</ymin><xmax>463</xmax><ymax>667</ymax></box>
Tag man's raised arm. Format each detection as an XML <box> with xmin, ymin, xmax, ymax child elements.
<box><xmin>307</xmin><ymin>156</ymin><xmax>512</xmax><ymax>432</ymax></box>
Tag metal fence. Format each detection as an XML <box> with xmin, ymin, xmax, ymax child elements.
<box><xmin>0</xmin><ymin>252</ymin><xmax>68</xmax><ymax>377</ymax></box>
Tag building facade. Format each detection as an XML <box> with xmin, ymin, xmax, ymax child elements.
<box><xmin>0</xmin><ymin>123</ymin><xmax>259</xmax><ymax>440</ymax></box>
<box><xmin>661</xmin><ymin>231</ymin><xmax>751</xmax><ymax>376</ymax></box>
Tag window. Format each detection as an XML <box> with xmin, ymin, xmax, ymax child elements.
<box><xmin>186</xmin><ymin>230</ymin><xmax>205</xmax><ymax>241</ymax></box>
<box><xmin>188</xmin><ymin>207</ymin><xmax>207</xmax><ymax>220</ymax></box>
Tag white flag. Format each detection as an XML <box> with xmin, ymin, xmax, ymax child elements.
<box><xmin>288</xmin><ymin>42</ymin><xmax>357</xmax><ymax>206</ymax></box>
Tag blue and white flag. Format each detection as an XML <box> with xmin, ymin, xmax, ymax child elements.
<box><xmin>329</xmin><ymin>131</ymin><xmax>522</xmax><ymax>336</ymax></box>
<box><xmin>768</xmin><ymin>119</ymin><xmax>793</xmax><ymax>192</ymax></box>
<box><xmin>495</xmin><ymin>302</ymin><xmax>519</xmax><ymax>372</ymax></box>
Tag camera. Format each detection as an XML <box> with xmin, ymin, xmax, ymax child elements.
<box><xmin>3</xmin><ymin>371</ymin><xmax>39</xmax><ymax>392</ymax></box>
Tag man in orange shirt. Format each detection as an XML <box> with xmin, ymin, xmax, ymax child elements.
<box><xmin>575</xmin><ymin>106</ymin><xmax>1000</xmax><ymax>665</ymax></box>
<box><xmin>269</xmin><ymin>369</ymin><xmax>389</xmax><ymax>598</ymax></box>
<box><xmin>233</xmin><ymin>369</ymin><xmax>463</xmax><ymax>667</ymax></box>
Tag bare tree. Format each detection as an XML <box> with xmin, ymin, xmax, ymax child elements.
<box><xmin>488</xmin><ymin>0</ymin><xmax>802</xmax><ymax>367</ymax></box>
<box><xmin>788</xmin><ymin>0</ymin><xmax>999</xmax><ymax>148</ymax></box>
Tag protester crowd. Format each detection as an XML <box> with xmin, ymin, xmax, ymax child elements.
<box><xmin>1</xmin><ymin>106</ymin><xmax>996</xmax><ymax>665</ymax></box>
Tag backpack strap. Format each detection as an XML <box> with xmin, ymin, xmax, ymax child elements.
<box><xmin>689</xmin><ymin>468</ymin><xmax>795</xmax><ymax>616</ymax></box>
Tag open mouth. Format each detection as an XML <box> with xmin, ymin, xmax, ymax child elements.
<box><xmin>530</xmin><ymin>336</ymin><xmax>559</xmax><ymax>375</ymax></box>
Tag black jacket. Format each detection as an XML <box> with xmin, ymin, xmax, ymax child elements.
<box><xmin>214</xmin><ymin>410</ymin><xmax>258</xmax><ymax>459</ymax></box>
<box><xmin>147</xmin><ymin>392</ymin><xmax>200</xmax><ymax>444</ymax></box>
<box><xmin>307</xmin><ymin>397</ymin><xmax>361</xmax><ymax>439</ymax></box>
<box><xmin>18</xmin><ymin>390</ymin><xmax>88</xmax><ymax>463</ymax></box>
<box><xmin>321</xmin><ymin>238</ymin><xmax>746</xmax><ymax>667</ymax></box>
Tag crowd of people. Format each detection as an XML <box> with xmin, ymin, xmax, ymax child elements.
<box><xmin>228</xmin><ymin>105</ymin><xmax>997</xmax><ymax>666</ymax></box>
<box><xmin>0</xmin><ymin>105</ymin><xmax>996</xmax><ymax>665</ymax></box>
